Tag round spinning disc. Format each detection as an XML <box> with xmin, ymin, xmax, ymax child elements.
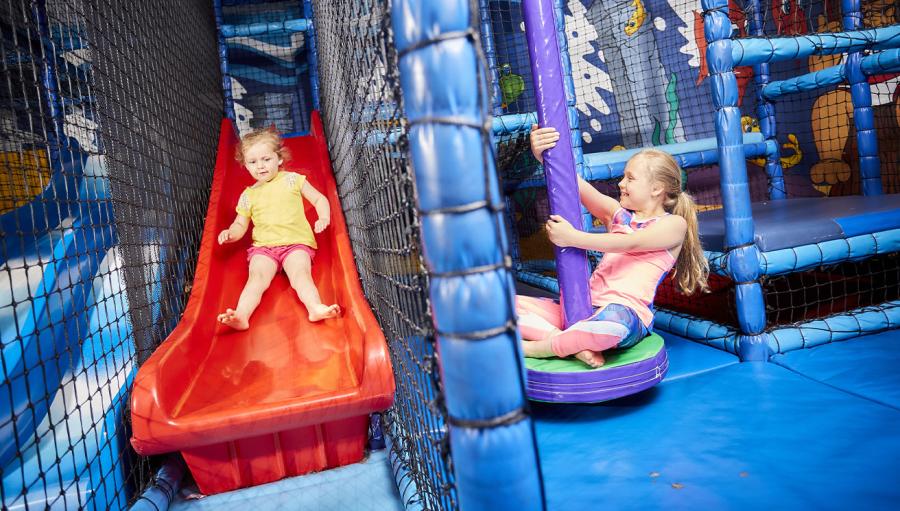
<box><xmin>525</xmin><ymin>334</ymin><xmax>668</xmax><ymax>403</ymax></box>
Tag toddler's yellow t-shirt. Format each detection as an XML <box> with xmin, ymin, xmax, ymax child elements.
<box><xmin>236</xmin><ymin>171</ymin><xmax>317</xmax><ymax>248</ymax></box>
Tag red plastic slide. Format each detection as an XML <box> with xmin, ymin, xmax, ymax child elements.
<box><xmin>130</xmin><ymin>113</ymin><xmax>395</xmax><ymax>494</ymax></box>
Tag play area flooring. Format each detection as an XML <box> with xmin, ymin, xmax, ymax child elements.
<box><xmin>171</xmin><ymin>330</ymin><xmax>900</xmax><ymax>511</ymax></box>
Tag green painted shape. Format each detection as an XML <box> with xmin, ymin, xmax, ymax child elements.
<box><xmin>500</xmin><ymin>73</ymin><xmax>525</xmax><ymax>105</ymax></box>
<box><xmin>525</xmin><ymin>333</ymin><xmax>665</xmax><ymax>372</ymax></box>
<box><xmin>664</xmin><ymin>72</ymin><xmax>679</xmax><ymax>144</ymax></box>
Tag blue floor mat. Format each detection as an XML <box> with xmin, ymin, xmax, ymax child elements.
<box><xmin>533</xmin><ymin>362</ymin><xmax>900</xmax><ymax>511</ymax></box>
<box><xmin>771</xmin><ymin>329</ymin><xmax>900</xmax><ymax>411</ymax></box>
<box><xmin>657</xmin><ymin>330</ymin><xmax>737</xmax><ymax>382</ymax></box>
<box><xmin>170</xmin><ymin>449</ymin><xmax>404</xmax><ymax>511</ymax></box>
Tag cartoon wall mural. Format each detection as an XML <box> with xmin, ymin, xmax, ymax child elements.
<box><xmin>501</xmin><ymin>0</ymin><xmax>896</xmax><ymax>262</ymax></box>
<box><xmin>552</xmin><ymin>0</ymin><xmax>898</xmax><ymax>201</ymax></box>
<box><xmin>809</xmin><ymin>0</ymin><xmax>898</xmax><ymax>195</ymax></box>
<box><xmin>563</xmin><ymin>0</ymin><xmax>616</xmax><ymax>147</ymax></box>
<box><xmin>808</xmin><ymin>9</ymin><xmax>852</xmax><ymax>195</ymax></box>
<box><xmin>502</xmin><ymin>0</ymin><xmax>900</xmax><ymax>259</ymax></box>
<box><xmin>772</xmin><ymin>0</ymin><xmax>809</xmax><ymax>35</ymax></box>
<box><xmin>580</xmin><ymin>0</ymin><xmax>685</xmax><ymax>148</ymax></box>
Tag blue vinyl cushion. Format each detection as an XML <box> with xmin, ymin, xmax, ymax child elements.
<box><xmin>534</xmin><ymin>360</ymin><xmax>900</xmax><ymax>510</ymax></box>
<box><xmin>698</xmin><ymin>194</ymin><xmax>900</xmax><ymax>252</ymax></box>
<box><xmin>772</xmin><ymin>329</ymin><xmax>900</xmax><ymax>411</ymax></box>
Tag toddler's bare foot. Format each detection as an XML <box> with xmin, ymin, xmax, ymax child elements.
<box><xmin>575</xmin><ymin>349</ymin><xmax>605</xmax><ymax>368</ymax></box>
<box><xmin>308</xmin><ymin>303</ymin><xmax>340</xmax><ymax>322</ymax></box>
<box><xmin>217</xmin><ymin>308</ymin><xmax>250</xmax><ymax>330</ymax></box>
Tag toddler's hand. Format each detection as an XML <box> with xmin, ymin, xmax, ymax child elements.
<box><xmin>218</xmin><ymin>229</ymin><xmax>232</xmax><ymax>245</ymax></box>
<box><xmin>530</xmin><ymin>124</ymin><xmax>560</xmax><ymax>164</ymax></box>
<box><xmin>314</xmin><ymin>218</ymin><xmax>330</xmax><ymax>233</ymax></box>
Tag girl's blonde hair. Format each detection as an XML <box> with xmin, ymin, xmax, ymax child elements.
<box><xmin>235</xmin><ymin>126</ymin><xmax>291</xmax><ymax>164</ymax></box>
<box><xmin>634</xmin><ymin>149</ymin><xmax>709</xmax><ymax>295</ymax></box>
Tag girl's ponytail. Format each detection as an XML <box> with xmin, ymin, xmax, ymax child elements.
<box><xmin>671</xmin><ymin>191</ymin><xmax>708</xmax><ymax>295</ymax></box>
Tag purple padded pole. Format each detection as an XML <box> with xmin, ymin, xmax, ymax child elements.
<box><xmin>522</xmin><ymin>0</ymin><xmax>592</xmax><ymax>328</ymax></box>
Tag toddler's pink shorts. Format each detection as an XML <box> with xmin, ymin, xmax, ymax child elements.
<box><xmin>247</xmin><ymin>244</ymin><xmax>316</xmax><ymax>271</ymax></box>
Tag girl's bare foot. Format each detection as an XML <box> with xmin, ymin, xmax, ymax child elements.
<box><xmin>217</xmin><ymin>308</ymin><xmax>250</xmax><ymax>330</ymax></box>
<box><xmin>575</xmin><ymin>349</ymin><xmax>605</xmax><ymax>368</ymax></box>
<box><xmin>522</xmin><ymin>338</ymin><xmax>556</xmax><ymax>358</ymax></box>
<box><xmin>308</xmin><ymin>303</ymin><xmax>340</xmax><ymax>322</ymax></box>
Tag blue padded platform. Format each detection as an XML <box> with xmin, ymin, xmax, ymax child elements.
<box><xmin>534</xmin><ymin>362</ymin><xmax>900</xmax><ymax>510</ymax></box>
<box><xmin>698</xmin><ymin>194</ymin><xmax>900</xmax><ymax>252</ymax></box>
<box><xmin>772</xmin><ymin>329</ymin><xmax>900</xmax><ymax>411</ymax></box>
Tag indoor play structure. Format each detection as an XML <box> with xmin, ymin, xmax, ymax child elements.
<box><xmin>1</xmin><ymin>0</ymin><xmax>899</xmax><ymax>510</ymax></box>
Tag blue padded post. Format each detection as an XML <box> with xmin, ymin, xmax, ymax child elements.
<box><xmin>303</xmin><ymin>0</ymin><xmax>320</xmax><ymax>110</ymax></box>
<box><xmin>220</xmin><ymin>19</ymin><xmax>310</xmax><ymax>37</ymax></box>
<box><xmin>212</xmin><ymin>0</ymin><xmax>235</xmax><ymax>121</ymax></box>
<box><xmin>843</xmin><ymin>0</ymin><xmax>882</xmax><ymax>196</ymax></box>
<box><xmin>747</xmin><ymin>0</ymin><xmax>784</xmax><ymax>200</ymax></box>
<box><xmin>703</xmin><ymin>0</ymin><xmax>770</xmax><ymax>361</ymax></box>
<box><xmin>478</xmin><ymin>0</ymin><xmax>505</xmax><ymax>115</ymax></box>
<box><xmin>391</xmin><ymin>2</ymin><xmax>545</xmax><ymax>510</ymax></box>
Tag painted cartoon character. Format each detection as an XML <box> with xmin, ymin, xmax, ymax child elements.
<box><xmin>809</xmin><ymin>1</ymin><xmax>898</xmax><ymax>195</ymax></box>
<box><xmin>499</xmin><ymin>63</ymin><xmax>525</xmax><ymax>109</ymax></box>
<box><xmin>741</xmin><ymin>115</ymin><xmax>802</xmax><ymax>169</ymax></box>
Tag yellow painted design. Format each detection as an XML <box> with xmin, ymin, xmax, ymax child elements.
<box><xmin>741</xmin><ymin>115</ymin><xmax>802</xmax><ymax>169</ymax></box>
<box><xmin>0</xmin><ymin>149</ymin><xmax>50</xmax><ymax>213</ymax></box>
<box><xmin>624</xmin><ymin>0</ymin><xmax>647</xmax><ymax>36</ymax></box>
<box><xmin>813</xmin><ymin>184</ymin><xmax>832</xmax><ymax>195</ymax></box>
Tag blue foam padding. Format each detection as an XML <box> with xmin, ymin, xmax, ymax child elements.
<box><xmin>772</xmin><ymin>329</ymin><xmax>900</xmax><ymax>411</ymax></box>
<box><xmin>732</xmin><ymin>25</ymin><xmax>900</xmax><ymax>67</ymax></box>
<box><xmin>169</xmin><ymin>450</ymin><xmax>404</xmax><ymax>511</ymax></box>
<box><xmin>584</xmin><ymin>133</ymin><xmax>764</xmax><ymax>168</ymax></box>
<box><xmin>656</xmin><ymin>331</ymin><xmax>738</xmax><ymax>382</ymax></box>
<box><xmin>699</xmin><ymin>194</ymin><xmax>900</xmax><ymax>252</ymax></box>
<box><xmin>533</xmin><ymin>362</ymin><xmax>900</xmax><ymax>510</ymax></box>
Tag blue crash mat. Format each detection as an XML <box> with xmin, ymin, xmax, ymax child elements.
<box><xmin>533</xmin><ymin>362</ymin><xmax>900</xmax><ymax>511</ymax></box>
<box><xmin>657</xmin><ymin>330</ymin><xmax>737</xmax><ymax>382</ymax></box>
<box><xmin>771</xmin><ymin>329</ymin><xmax>900</xmax><ymax>411</ymax></box>
<box><xmin>698</xmin><ymin>194</ymin><xmax>900</xmax><ymax>252</ymax></box>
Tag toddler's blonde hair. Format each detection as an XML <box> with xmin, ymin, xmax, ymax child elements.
<box><xmin>235</xmin><ymin>126</ymin><xmax>291</xmax><ymax>165</ymax></box>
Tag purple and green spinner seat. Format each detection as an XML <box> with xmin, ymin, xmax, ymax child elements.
<box><xmin>525</xmin><ymin>334</ymin><xmax>668</xmax><ymax>403</ymax></box>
